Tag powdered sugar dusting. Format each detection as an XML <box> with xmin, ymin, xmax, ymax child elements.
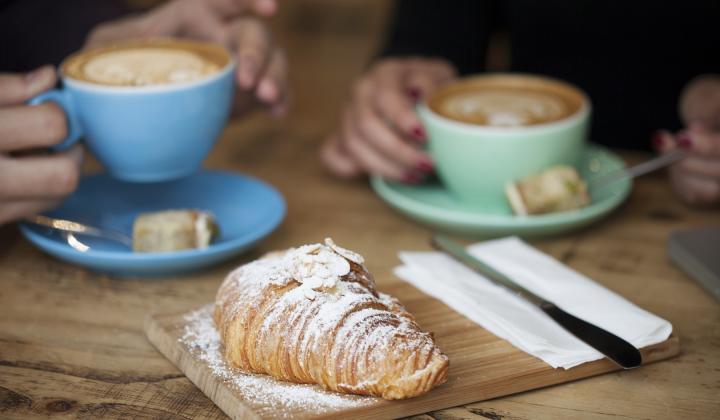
<box><xmin>284</xmin><ymin>242</ymin><xmax>350</xmax><ymax>295</ymax></box>
<box><xmin>209</xmin><ymin>239</ymin><xmax>448</xmax><ymax>400</ymax></box>
<box><xmin>227</xmin><ymin>238</ymin><xmax>363</xmax><ymax>301</ymax></box>
<box><xmin>180</xmin><ymin>305</ymin><xmax>375</xmax><ymax>417</ymax></box>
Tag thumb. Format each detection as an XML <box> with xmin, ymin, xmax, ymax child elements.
<box><xmin>0</xmin><ymin>66</ymin><xmax>57</xmax><ymax>107</ymax></box>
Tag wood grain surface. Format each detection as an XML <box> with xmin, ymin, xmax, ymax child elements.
<box><xmin>1</xmin><ymin>1</ymin><xmax>719</xmax><ymax>419</ymax></box>
<box><xmin>144</xmin><ymin>302</ymin><xmax>679</xmax><ymax>420</ymax></box>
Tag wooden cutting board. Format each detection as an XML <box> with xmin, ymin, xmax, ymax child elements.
<box><xmin>145</xmin><ymin>284</ymin><xmax>679</xmax><ymax>420</ymax></box>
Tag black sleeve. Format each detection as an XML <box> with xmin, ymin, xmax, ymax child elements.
<box><xmin>378</xmin><ymin>0</ymin><xmax>496</xmax><ymax>75</ymax></box>
<box><xmin>0</xmin><ymin>0</ymin><xmax>131</xmax><ymax>72</ymax></box>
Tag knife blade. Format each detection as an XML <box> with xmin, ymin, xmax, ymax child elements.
<box><xmin>431</xmin><ymin>235</ymin><xmax>642</xmax><ymax>369</ymax></box>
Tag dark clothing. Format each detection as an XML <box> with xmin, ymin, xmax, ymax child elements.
<box><xmin>0</xmin><ymin>0</ymin><xmax>129</xmax><ymax>72</ymax></box>
<box><xmin>381</xmin><ymin>0</ymin><xmax>720</xmax><ymax>150</ymax></box>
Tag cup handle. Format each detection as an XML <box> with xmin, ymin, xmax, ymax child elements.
<box><xmin>28</xmin><ymin>89</ymin><xmax>83</xmax><ymax>151</ymax></box>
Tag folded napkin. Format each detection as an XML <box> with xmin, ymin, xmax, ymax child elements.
<box><xmin>395</xmin><ymin>237</ymin><xmax>672</xmax><ymax>369</ymax></box>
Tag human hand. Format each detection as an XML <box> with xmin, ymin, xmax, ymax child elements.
<box><xmin>656</xmin><ymin>75</ymin><xmax>720</xmax><ymax>206</ymax></box>
<box><xmin>321</xmin><ymin>58</ymin><xmax>456</xmax><ymax>181</ymax></box>
<box><xmin>86</xmin><ymin>0</ymin><xmax>287</xmax><ymax>116</ymax></box>
<box><xmin>0</xmin><ymin>66</ymin><xmax>84</xmax><ymax>224</ymax></box>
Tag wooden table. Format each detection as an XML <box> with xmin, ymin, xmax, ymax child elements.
<box><xmin>2</xmin><ymin>2</ymin><xmax>720</xmax><ymax>418</ymax></box>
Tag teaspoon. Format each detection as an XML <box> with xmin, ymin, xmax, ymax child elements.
<box><xmin>24</xmin><ymin>214</ymin><xmax>133</xmax><ymax>249</ymax></box>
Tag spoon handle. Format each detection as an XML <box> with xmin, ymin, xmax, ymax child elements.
<box><xmin>24</xmin><ymin>215</ymin><xmax>133</xmax><ymax>247</ymax></box>
<box><xmin>590</xmin><ymin>149</ymin><xmax>685</xmax><ymax>192</ymax></box>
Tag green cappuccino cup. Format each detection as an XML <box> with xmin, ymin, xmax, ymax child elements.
<box><xmin>418</xmin><ymin>73</ymin><xmax>590</xmax><ymax>212</ymax></box>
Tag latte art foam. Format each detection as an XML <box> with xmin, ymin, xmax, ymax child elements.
<box><xmin>428</xmin><ymin>75</ymin><xmax>584</xmax><ymax>127</ymax></box>
<box><xmin>62</xmin><ymin>39</ymin><xmax>230</xmax><ymax>87</ymax></box>
<box><xmin>82</xmin><ymin>49</ymin><xmax>219</xmax><ymax>86</ymax></box>
<box><xmin>441</xmin><ymin>90</ymin><xmax>569</xmax><ymax>127</ymax></box>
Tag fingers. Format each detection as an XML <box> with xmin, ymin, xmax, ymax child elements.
<box><xmin>176</xmin><ymin>1</ymin><xmax>230</xmax><ymax>44</ymax></box>
<box><xmin>83</xmin><ymin>0</ymin><xmax>285</xmax><ymax>115</ymax></box>
<box><xmin>371</xmin><ymin>63</ymin><xmax>426</xmax><ymax>140</ymax></box>
<box><xmin>251</xmin><ymin>0</ymin><xmax>278</xmax><ymax>16</ymax></box>
<box><xmin>656</xmin><ymin>127</ymin><xmax>720</xmax><ymax>206</ymax></box>
<box><xmin>351</xmin><ymin>98</ymin><xmax>431</xmax><ymax>171</ymax></box>
<box><xmin>0</xmin><ymin>199</ymin><xmax>61</xmax><ymax>225</ymax></box>
<box><xmin>84</xmin><ymin>14</ymin><xmax>154</xmax><ymax>47</ymax></box>
<box><xmin>322</xmin><ymin>58</ymin><xmax>460</xmax><ymax>181</ymax></box>
<box><xmin>423</xmin><ymin>58</ymin><xmax>458</xmax><ymax>81</ymax></box>
<box><xmin>86</xmin><ymin>0</ymin><xmax>279</xmax><ymax>48</ymax></box>
<box><xmin>405</xmin><ymin>70</ymin><xmax>442</xmax><ymax>101</ymax></box>
<box><xmin>0</xmin><ymin>145</ymin><xmax>83</xmax><ymax>200</ymax></box>
<box><xmin>229</xmin><ymin>18</ymin><xmax>272</xmax><ymax>89</ymax></box>
<box><xmin>90</xmin><ymin>0</ymin><xmax>229</xmax><ymax>47</ymax></box>
<box><xmin>670</xmin><ymin>165</ymin><xmax>720</xmax><ymax>206</ymax></box>
<box><xmin>206</xmin><ymin>0</ymin><xmax>278</xmax><ymax>18</ymax></box>
<box><xmin>653</xmin><ymin>130</ymin><xmax>679</xmax><ymax>156</ymax></box>
<box><xmin>340</xmin><ymin>108</ymin><xmax>409</xmax><ymax>180</ymax></box>
<box><xmin>679</xmin><ymin>75</ymin><xmax>720</xmax><ymax>130</ymax></box>
<box><xmin>669</xmin><ymin>139</ymin><xmax>720</xmax><ymax>206</ymax></box>
<box><xmin>0</xmin><ymin>103</ymin><xmax>67</xmax><ymax>151</ymax></box>
<box><xmin>681</xmin><ymin>124</ymin><xmax>720</xmax><ymax>156</ymax></box>
<box><xmin>0</xmin><ymin>66</ymin><xmax>57</xmax><ymax>106</ymax></box>
<box><xmin>0</xmin><ymin>68</ymin><xmax>78</xmax><ymax>222</ymax></box>
<box><xmin>256</xmin><ymin>48</ymin><xmax>288</xmax><ymax>112</ymax></box>
<box><xmin>404</xmin><ymin>58</ymin><xmax>457</xmax><ymax>100</ymax></box>
<box><xmin>227</xmin><ymin>17</ymin><xmax>288</xmax><ymax>114</ymax></box>
<box><xmin>674</xmin><ymin>155</ymin><xmax>720</xmax><ymax>179</ymax></box>
<box><xmin>337</xmin><ymin>103</ymin><xmax>432</xmax><ymax>182</ymax></box>
<box><xmin>320</xmin><ymin>134</ymin><xmax>362</xmax><ymax>179</ymax></box>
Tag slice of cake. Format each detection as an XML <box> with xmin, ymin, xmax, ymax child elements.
<box><xmin>132</xmin><ymin>210</ymin><xmax>219</xmax><ymax>252</ymax></box>
<box><xmin>506</xmin><ymin>165</ymin><xmax>590</xmax><ymax>215</ymax></box>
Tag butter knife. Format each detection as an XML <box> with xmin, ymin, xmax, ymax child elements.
<box><xmin>431</xmin><ymin>235</ymin><xmax>643</xmax><ymax>369</ymax></box>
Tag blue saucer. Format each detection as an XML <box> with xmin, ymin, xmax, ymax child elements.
<box><xmin>20</xmin><ymin>170</ymin><xmax>286</xmax><ymax>276</ymax></box>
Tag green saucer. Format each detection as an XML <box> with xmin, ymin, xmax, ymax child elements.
<box><xmin>370</xmin><ymin>145</ymin><xmax>631</xmax><ymax>238</ymax></box>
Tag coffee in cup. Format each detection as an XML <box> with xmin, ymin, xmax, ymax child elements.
<box><xmin>418</xmin><ymin>74</ymin><xmax>590</xmax><ymax>212</ymax></box>
<box><xmin>427</xmin><ymin>75</ymin><xmax>584</xmax><ymax>127</ymax></box>
<box><xmin>30</xmin><ymin>38</ymin><xmax>236</xmax><ymax>182</ymax></box>
<box><xmin>62</xmin><ymin>39</ymin><xmax>228</xmax><ymax>87</ymax></box>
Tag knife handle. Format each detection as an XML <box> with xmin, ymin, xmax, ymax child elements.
<box><xmin>540</xmin><ymin>302</ymin><xmax>642</xmax><ymax>369</ymax></box>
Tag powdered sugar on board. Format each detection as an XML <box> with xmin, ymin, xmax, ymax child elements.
<box><xmin>179</xmin><ymin>305</ymin><xmax>376</xmax><ymax>418</ymax></box>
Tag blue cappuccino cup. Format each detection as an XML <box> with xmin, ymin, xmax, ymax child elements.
<box><xmin>29</xmin><ymin>38</ymin><xmax>235</xmax><ymax>182</ymax></box>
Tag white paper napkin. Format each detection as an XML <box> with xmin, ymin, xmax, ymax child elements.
<box><xmin>395</xmin><ymin>237</ymin><xmax>672</xmax><ymax>369</ymax></box>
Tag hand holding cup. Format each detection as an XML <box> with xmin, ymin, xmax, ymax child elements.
<box><xmin>85</xmin><ymin>0</ymin><xmax>288</xmax><ymax>116</ymax></box>
<box><xmin>655</xmin><ymin>75</ymin><xmax>720</xmax><ymax>206</ymax></box>
<box><xmin>0</xmin><ymin>66</ymin><xmax>83</xmax><ymax>225</ymax></box>
<box><xmin>321</xmin><ymin>58</ymin><xmax>457</xmax><ymax>182</ymax></box>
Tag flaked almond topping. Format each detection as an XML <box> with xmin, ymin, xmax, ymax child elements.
<box><xmin>284</xmin><ymin>242</ymin><xmax>350</xmax><ymax>293</ymax></box>
<box><xmin>325</xmin><ymin>238</ymin><xmax>365</xmax><ymax>265</ymax></box>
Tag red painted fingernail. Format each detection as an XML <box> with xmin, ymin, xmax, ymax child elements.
<box><xmin>402</xmin><ymin>172</ymin><xmax>423</xmax><ymax>184</ymax></box>
<box><xmin>677</xmin><ymin>133</ymin><xmax>693</xmax><ymax>149</ymax></box>
<box><xmin>407</xmin><ymin>87</ymin><xmax>421</xmax><ymax>101</ymax></box>
<box><xmin>651</xmin><ymin>131</ymin><xmax>664</xmax><ymax>150</ymax></box>
<box><xmin>417</xmin><ymin>158</ymin><xmax>434</xmax><ymax>172</ymax></box>
<box><xmin>411</xmin><ymin>125</ymin><xmax>426</xmax><ymax>140</ymax></box>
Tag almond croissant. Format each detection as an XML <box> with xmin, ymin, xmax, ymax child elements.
<box><xmin>214</xmin><ymin>238</ymin><xmax>449</xmax><ymax>399</ymax></box>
